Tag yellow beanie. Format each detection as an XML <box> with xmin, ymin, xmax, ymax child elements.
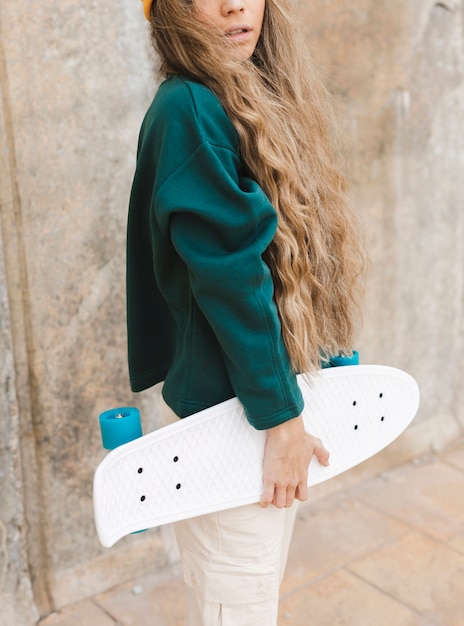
<box><xmin>142</xmin><ymin>0</ymin><xmax>152</xmax><ymax>21</ymax></box>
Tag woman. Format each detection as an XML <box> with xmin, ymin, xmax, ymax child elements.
<box><xmin>127</xmin><ymin>0</ymin><xmax>364</xmax><ymax>623</ymax></box>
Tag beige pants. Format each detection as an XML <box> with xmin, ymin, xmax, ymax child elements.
<box><xmin>158</xmin><ymin>388</ymin><xmax>298</xmax><ymax>626</ymax></box>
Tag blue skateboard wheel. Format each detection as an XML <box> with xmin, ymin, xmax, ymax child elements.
<box><xmin>99</xmin><ymin>407</ymin><xmax>147</xmax><ymax>535</ymax></box>
<box><xmin>329</xmin><ymin>351</ymin><xmax>359</xmax><ymax>367</ymax></box>
<box><xmin>99</xmin><ymin>407</ymin><xmax>142</xmax><ymax>450</ymax></box>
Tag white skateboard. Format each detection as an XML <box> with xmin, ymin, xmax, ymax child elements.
<box><xmin>94</xmin><ymin>365</ymin><xmax>419</xmax><ymax>548</ymax></box>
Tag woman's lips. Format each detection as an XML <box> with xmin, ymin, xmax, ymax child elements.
<box><xmin>225</xmin><ymin>24</ymin><xmax>252</xmax><ymax>40</ymax></box>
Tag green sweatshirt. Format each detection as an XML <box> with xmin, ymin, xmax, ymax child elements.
<box><xmin>126</xmin><ymin>75</ymin><xmax>304</xmax><ymax>430</ymax></box>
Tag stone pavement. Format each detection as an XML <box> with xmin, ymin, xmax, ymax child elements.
<box><xmin>39</xmin><ymin>441</ymin><xmax>464</xmax><ymax>626</ymax></box>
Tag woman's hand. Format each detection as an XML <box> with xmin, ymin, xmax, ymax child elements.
<box><xmin>259</xmin><ymin>416</ymin><xmax>330</xmax><ymax>509</ymax></box>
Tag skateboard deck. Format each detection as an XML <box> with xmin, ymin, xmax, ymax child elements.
<box><xmin>94</xmin><ymin>365</ymin><xmax>419</xmax><ymax>547</ymax></box>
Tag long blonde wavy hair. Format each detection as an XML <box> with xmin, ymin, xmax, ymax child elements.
<box><xmin>148</xmin><ymin>0</ymin><xmax>365</xmax><ymax>373</ymax></box>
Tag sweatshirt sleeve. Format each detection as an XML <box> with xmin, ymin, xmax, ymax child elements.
<box><xmin>154</xmin><ymin>137</ymin><xmax>304</xmax><ymax>430</ymax></box>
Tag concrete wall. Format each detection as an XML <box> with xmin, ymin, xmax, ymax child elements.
<box><xmin>304</xmin><ymin>0</ymin><xmax>464</xmax><ymax>440</ymax></box>
<box><xmin>1</xmin><ymin>0</ymin><xmax>463</xmax><ymax>622</ymax></box>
